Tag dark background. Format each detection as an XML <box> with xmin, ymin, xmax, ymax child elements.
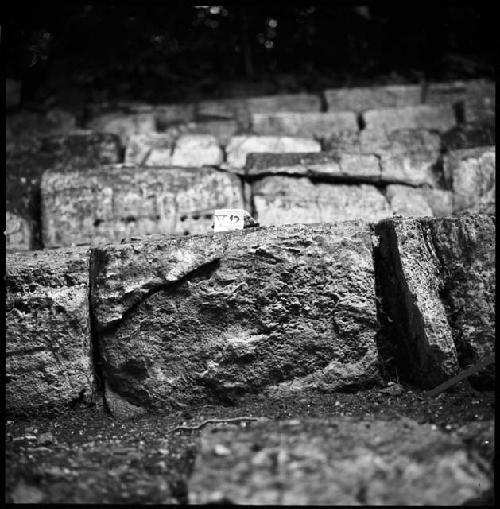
<box><xmin>4</xmin><ymin>3</ymin><xmax>497</xmax><ymax>109</ymax></box>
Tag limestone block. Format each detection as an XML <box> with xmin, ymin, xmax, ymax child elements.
<box><xmin>6</xmin><ymin>247</ymin><xmax>93</xmax><ymax>416</ymax></box>
<box><xmin>90</xmin><ymin>223</ymin><xmax>380</xmax><ymax>411</ymax></box>
<box><xmin>125</xmin><ymin>133</ymin><xmax>173</xmax><ymax>166</ymax></box>
<box><xmin>378</xmin><ymin>151</ymin><xmax>438</xmax><ymax>186</ymax></box>
<box><xmin>6</xmin><ymin>211</ymin><xmax>33</xmax><ymax>252</ymax></box>
<box><xmin>189</xmin><ymin>418</ymin><xmax>492</xmax><ymax>505</ymax></box>
<box><xmin>171</xmin><ymin>134</ymin><xmax>223</xmax><ymax>166</ymax></box>
<box><xmin>87</xmin><ymin>111</ymin><xmax>156</xmax><ymax>145</ymax></box>
<box><xmin>360</xmin><ymin>128</ymin><xmax>441</xmax><ymax>156</ymax></box>
<box><xmin>41</xmin><ymin>166</ymin><xmax>243</xmax><ymax>246</ymax></box>
<box><xmin>226</xmin><ymin>136</ymin><xmax>321</xmax><ymax>168</ymax></box>
<box><xmin>444</xmin><ymin>147</ymin><xmax>495</xmax><ymax>213</ymax></box>
<box><xmin>324</xmin><ymin>84</ymin><xmax>422</xmax><ymax>113</ymax></box>
<box><xmin>385</xmin><ymin>185</ymin><xmax>453</xmax><ymax>217</ymax></box>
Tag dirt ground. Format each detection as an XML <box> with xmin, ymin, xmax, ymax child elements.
<box><xmin>5</xmin><ymin>382</ymin><xmax>494</xmax><ymax>504</ymax></box>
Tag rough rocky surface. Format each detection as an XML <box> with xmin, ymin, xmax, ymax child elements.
<box><xmin>189</xmin><ymin>417</ymin><xmax>492</xmax><ymax>505</ymax></box>
<box><xmin>385</xmin><ymin>185</ymin><xmax>453</xmax><ymax>217</ymax></box>
<box><xmin>251</xmin><ymin>111</ymin><xmax>358</xmax><ymax>141</ymax></box>
<box><xmin>171</xmin><ymin>134</ymin><xmax>223</xmax><ymax>166</ymax></box>
<box><xmin>6</xmin><ymin>247</ymin><xmax>93</xmax><ymax>416</ymax></box>
<box><xmin>41</xmin><ymin>166</ymin><xmax>243</xmax><ymax>247</ymax></box>
<box><xmin>253</xmin><ymin>178</ymin><xmax>392</xmax><ymax>225</ymax></box>
<box><xmin>324</xmin><ymin>84</ymin><xmax>422</xmax><ymax>112</ymax></box>
<box><xmin>124</xmin><ymin>133</ymin><xmax>174</xmax><ymax>166</ymax></box>
<box><xmin>443</xmin><ymin>147</ymin><xmax>495</xmax><ymax>213</ymax></box>
<box><xmin>87</xmin><ymin>111</ymin><xmax>156</xmax><ymax>145</ymax></box>
<box><xmin>373</xmin><ymin>215</ymin><xmax>495</xmax><ymax>389</ymax></box>
<box><xmin>225</xmin><ymin>136</ymin><xmax>321</xmax><ymax>168</ymax></box>
<box><xmin>90</xmin><ymin>223</ymin><xmax>381</xmax><ymax>412</ymax></box>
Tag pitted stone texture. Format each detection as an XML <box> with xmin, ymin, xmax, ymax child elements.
<box><xmin>246</xmin><ymin>152</ymin><xmax>380</xmax><ymax>180</ymax></box>
<box><xmin>253</xmin><ymin>178</ymin><xmax>391</xmax><ymax>225</ymax></box>
<box><xmin>189</xmin><ymin>418</ymin><xmax>492</xmax><ymax>505</ymax></box>
<box><xmin>362</xmin><ymin>106</ymin><xmax>456</xmax><ymax>145</ymax></box>
<box><xmin>125</xmin><ymin>133</ymin><xmax>174</xmax><ymax>166</ymax></box>
<box><xmin>6</xmin><ymin>131</ymin><xmax>123</xmax><ymax>251</ymax></box>
<box><xmin>324</xmin><ymin>84</ymin><xmax>422</xmax><ymax>113</ymax></box>
<box><xmin>373</xmin><ymin>215</ymin><xmax>495</xmax><ymax>388</ymax></box>
<box><xmin>6</xmin><ymin>211</ymin><xmax>33</xmax><ymax>252</ymax></box>
<box><xmin>87</xmin><ymin>111</ymin><xmax>156</xmax><ymax>145</ymax></box>
<box><xmin>90</xmin><ymin>223</ymin><xmax>380</xmax><ymax>410</ymax></box>
<box><xmin>226</xmin><ymin>136</ymin><xmax>321</xmax><ymax>168</ymax></box>
<box><xmin>41</xmin><ymin>166</ymin><xmax>243</xmax><ymax>247</ymax></box>
<box><xmin>444</xmin><ymin>147</ymin><xmax>495</xmax><ymax>213</ymax></box>
<box><xmin>171</xmin><ymin>134</ymin><xmax>223</xmax><ymax>166</ymax></box>
<box><xmin>463</xmin><ymin>80</ymin><xmax>495</xmax><ymax>124</ymax></box>
<box><xmin>441</xmin><ymin>122</ymin><xmax>495</xmax><ymax>152</ymax></box>
<box><xmin>378</xmin><ymin>151</ymin><xmax>438</xmax><ymax>187</ymax></box>
<box><xmin>360</xmin><ymin>128</ymin><xmax>441</xmax><ymax>157</ymax></box>
<box><xmin>385</xmin><ymin>185</ymin><xmax>453</xmax><ymax>217</ymax></box>
<box><xmin>154</xmin><ymin>103</ymin><xmax>196</xmax><ymax>129</ymax></box>
<box><xmin>6</xmin><ymin>247</ymin><xmax>92</xmax><ymax>416</ymax></box>
<box><xmin>251</xmin><ymin>111</ymin><xmax>358</xmax><ymax>141</ymax></box>
<box><xmin>424</xmin><ymin>81</ymin><xmax>466</xmax><ymax>106</ymax></box>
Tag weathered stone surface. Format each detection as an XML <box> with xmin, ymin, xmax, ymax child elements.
<box><xmin>41</xmin><ymin>166</ymin><xmax>243</xmax><ymax>246</ymax></box>
<box><xmin>189</xmin><ymin>418</ymin><xmax>492</xmax><ymax>505</ymax></box>
<box><xmin>373</xmin><ymin>215</ymin><xmax>495</xmax><ymax>388</ymax></box>
<box><xmin>6</xmin><ymin>131</ymin><xmax>123</xmax><ymax>250</ymax></box>
<box><xmin>360</xmin><ymin>127</ymin><xmax>441</xmax><ymax>156</ymax></box>
<box><xmin>226</xmin><ymin>136</ymin><xmax>321</xmax><ymax>168</ymax></box>
<box><xmin>424</xmin><ymin>81</ymin><xmax>466</xmax><ymax>105</ymax></box>
<box><xmin>385</xmin><ymin>185</ymin><xmax>453</xmax><ymax>217</ymax></box>
<box><xmin>463</xmin><ymin>80</ymin><xmax>495</xmax><ymax>123</ymax></box>
<box><xmin>444</xmin><ymin>147</ymin><xmax>495</xmax><ymax>213</ymax></box>
<box><xmin>6</xmin><ymin>247</ymin><xmax>93</xmax><ymax>416</ymax></box>
<box><xmin>324</xmin><ymin>84</ymin><xmax>422</xmax><ymax>113</ymax></box>
<box><xmin>125</xmin><ymin>133</ymin><xmax>173</xmax><ymax>166</ymax></box>
<box><xmin>6</xmin><ymin>211</ymin><xmax>33</xmax><ymax>252</ymax></box>
<box><xmin>246</xmin><ymin>152</ymin><xmax>380</xmax><ymax>180</ymax></box>
<box><xmin>251</xmin><ymin>111</ymin><xmax>358</xmax><ymax>141</ymax></box>
<box><xmin>253</xmin><ymin>178</ymin><xmax>391</xmax><ymax>225</ymax></box>
<box><xmin>378</xmin><ymin>151</ymin><xmax>438</xmax><ymax>186</ymax></box>
<box><xmin>154</xmin><ymin>103</ymin><xmax>196</xmax><ymax>129</ymax></box>
<box><xmin>362</xmin><ymin>106</ymin><xmax>456</xmax><ymax>142</ymax></box>
<box><xmin>185</xmin><ymin>120</ymin><xmax>239</xmax><ymax>146</ymax></box>
<box><xmin>6</xmin><ymin>78</ymin><xmax>21</xmax><ymax>110</ymax></box>
<box><xmin>87</xmin><ymin>111</ymin><xmax>156</xmax><ymax>145</ymax></box>
<box><xmin>90</xmin><ymin>223</ymin><xmax>380</xmax><ymax>410</ymax></box>
<box><xmin>440</xmin><ymin>122</ymin><xmax>495</xmax><ymax>152</ymax></box>
<box><xmin>171</xmin><ymin>134</ymin><xmax>223</xmax><ymax>166</ymax></box>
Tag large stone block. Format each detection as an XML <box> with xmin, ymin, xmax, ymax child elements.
<box><xmin>251</xmin><ymin>111</ymin><xmax>358</xmax><ymax>141</ymax></box>
<box><xmin>226</xmin><ymin>136</ymin><xmax>321</xmax><ymax>168</ymax></box>
<box><xmin>90</xmin><ymin>223</ymin><xmax>381</xmax><ymax>411</ymax></box>
<box><xmin>87</xmin><ymin>111</ymin><xmax>156</xmax><ymax>145</ymax></box>
<box><xmin>359</xmin><ymin>128</ymin><xmax>441</xmax><ymax>156</ymax></box>
<box><xmin>125</xmin><ymin>133</ymin><xmax>173</xmax><ymax>166</ymax></box>
<box><xmin>171</xmin><ymin>134</ymin><xmax>223</xmax><ymax>167</ymax></box>
<box><xmin>41</xmin><ymin>166</ymin><xmax>243</xmax><ymax>247</ymax></box>
<box><xmin>443</xmin><ymin>147</ymin><xmax>495</xmax><ymax>213</ymax></box>
<box><xmin>373</xmin><ymin>215</ymin><xmax>495</xmax><ymax>388</ymax></box>
<box><xmin>253</xmin><ymin>178</ymin><xmax>391</xmax><ymax>225</ymax></box>
<box><xmin>385</xmin><ymin>185</ymin><xmax>453</xmax><ymax>217</ymax></box>
<box><xmin>378</xmin><ymin>151</ymin><xmax>439</xmax><ymax>186</ymax></box>
<box><xmin>6</xmin><ymin>247</ymin><xmax>93</xmax><ymax>416</ymax></box>
<box><xmin>189</xmin><ymin>418</ymin><xmax>492</xmax><ymax>505</ymax></box>
<box><xmin>324</xmin><ymin>84</ymin><xmax>422</xmax><ymax>113</ymax></box>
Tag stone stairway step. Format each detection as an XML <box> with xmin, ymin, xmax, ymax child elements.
<box><xmin>189</xmin><ymin>417</ymin><xmax>493</xmax><ymax>505</ymax></box>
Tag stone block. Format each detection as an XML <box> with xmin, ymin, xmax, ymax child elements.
<box><xmin>41</xmin><ymin>166</ymin><xmax>243</xmax><ymax>247</ymax></box>
<box><xmin>171</xmin><ymin>134</ymin><xmax>223</xmax><ymax>166</ymax></box>
<box><xmin>184</xmin><ymin>120</ymin><xmax>238</xmax><ymax>146</ymax></box>
<box><xmin>444</xmin><ymin>147</ymin><xmax>495</xmax><ymax>213</ymax></box>
<box><xmin>360</xmin><ymin>128</ymin><xmax>441</xmax><ymax>156</ymax></box>
<box><xmin>189</xmin><ymin>418</ymin><xmax>492</xmax><ymax>505</ymax></box>
<box><xmin>378</xmin><ymin>151</ymin><xmax>438</xmax><ymax>186</ymax></box>
<box><xmin>6</xmin><ymin>247</ymin><xmax>93</xmax><ymax>416</ymax></box>
<box><xmin>87</xmin><ymin>111</ymin><xmax>156</xmax><ymax>145</ymax></box>
<box><xmin>125</xmin><ymin>133</ymin><xmax>173</xmax><ymax>166</ymax></box>
<box><xmin>463</xmin><ymin>80</ymin><xmax>495</xmax><ymax>123</ymax></box>
<box><xmin>253</xmin><ymin>178</ymin><xmax>391</xmax><ymax>225</ymax></box>
<box><xmin>6</xmin><ymin>211</ymin><xmax>33</xmax><ymax>252</ymax></box>
<box><xmin>440</xmin><ymin>122</ymin><xmax>495</xmax><ymax>152</ymax></box>
<box><xmin>226</xmin><ymin>136</ymin><xmax>321</xmax><ymax>168</ymax></box>
<box><xmin>373</xmin><ymin>215</ymin><xmax>495</xmax><ymax>388</ymax></box>
<box><xmin>324</xmin><ymin>84</ymin><xmax>422</xmax><ymax>113</ymax></box>
<box><xmin>251</xmin><ymin>111</ymin><xmax>358</xmax><ymax>141</ymax></box>
<box><xmin>385</xmin><ymin>185</ymin><xmax>453</xmax><ymax>217</ymax></box>
<box><xmin>90</xmin><ymin>223</ymin><xmax>380</xmax><ymax>411</ymax></box>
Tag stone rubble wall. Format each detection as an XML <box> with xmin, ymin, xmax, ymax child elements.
<box><xmin>6</xmin><ymin>79</ymin><xmax>494</xmax><ymax>251</ymax></box>
<box><xmin>5</xmin><ymin>214</ymin><xmax>495</xmax><ymax>417</ymax></box>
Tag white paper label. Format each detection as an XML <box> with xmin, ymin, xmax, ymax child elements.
<box><xmin>213</xmin><ymin>209</ymin><xmax>248</xmax><ymax>232</ymax></box>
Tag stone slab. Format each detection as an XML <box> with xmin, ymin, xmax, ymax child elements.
<box><xmin>189</xmin><ymin>418</ymin><xmax>492</xmax><ymax>505</ymax></box>
<box><xmin>385</xmin><ymin>185</ymin><xmax>453</xmax><ymax>217</ymax></box>
<box><xmin>41</xmin><ymin>166</ymin><xmax>243</xmax><ymax>247</ymax></box>
<box><xmin>171</xmin><ymin>134</ymin><xmax>223</xmax><ymax>166</ymax></box>
<box><xmin>444</xmin><ymin>147</ymin><xmax>495</xmax><ymax>213</ymax></box>
<box><xmin>226</xmin><ymin>136</ymin><xmax>321</xmax><ymax>168</ymax></box>
<box><xmin>90</xmin><ymin>223</ymin><xmax>380</xmax><ymax>411</ymax></box>
<box><xmin>6</xmin><ymin>247</ymin><xmax>93</xmax><ymax>416</ymax></box>
<box><xmin>324</xmin><ymin>84</ymin><xmax>422</xmax><ymax>113</ymax></box>
<box><xmin>373</xmin><ymin>215</ymin><xmax>495</xmax><ymax>388</ymax></box>
<box><xmin>253</xmin><ymin>178</ymin><xmax>392</xmax><ymax>225</ymax></box>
